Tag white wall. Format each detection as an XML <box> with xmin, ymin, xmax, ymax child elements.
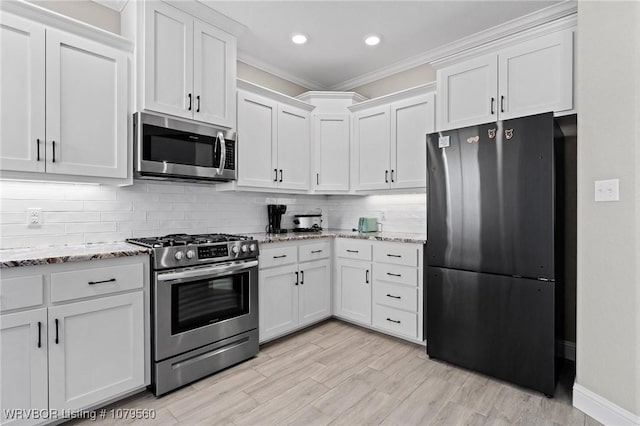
<box><xmin>237</xmin><ymin>62</ymin><xmax>310</xmax><ymax>97</ymax></box>
<box><xmin>575</xmin><ymin>0</ymin><xmax>640</xmax><ymax>420</ymax></box>
<box><xmin>28</xmin><ymin>0</ymin><xmax>120</xmax><ymax>33</ymax></box>
<box><xmin>348</xmin><ymin>64</ymin><xmax>436</xmax><ymax>99</ymax></box>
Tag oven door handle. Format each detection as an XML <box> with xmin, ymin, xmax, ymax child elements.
<box><xmin>157</xmin><ymin>260</ymin><xmax>258</xmax><ymax>282</ymax></box>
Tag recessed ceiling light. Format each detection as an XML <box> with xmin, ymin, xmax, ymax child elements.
<box><xmin>364</xmin><ymin>35</ymin><xmax>381</xmax><ymax>46</ymax></box>
<box><xmin>291</xmin><ymin>33</ymin><xmax>308</xmax><ymax>45</ymax></box>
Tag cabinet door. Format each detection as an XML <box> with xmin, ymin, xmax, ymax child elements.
<box><xmin>193</xmin><ymin>20</ymin><xmax>236</xmax><ymax>128</ymax></box>
<box><xmin>335</xmin><ymin>259</ymin><xmax>371</xmax><ymax>325</ymax></box>
<box><xmin>259</xmin><ymin>264</ymin><xmax>299</xmax><ymax>342</ymax></box>
<box><xmin>237</xmin><ymin>90</ymin><xmax>278</xmax><ymax>189</ymax></box>
<box><xmin>0</xmin><ymin>13</ymin><xmax>45</xmax><ymax>173</ymax></box>
<box><xmin>0</xmin><ymin>309</ymin><xmax>48</xmax><ymax>426</ymax></box>
<box><xmin>353</xmin><ymin>105</ymin><xmax>390</xmax><ymax>191</ymax></box>
<box><xmin>277</xmin><ymin>105</ymin><xmax>310</xmax><ymax>191</ymax></box>
<box><xmin>391</xmin><ymin>93</ymin><xmax>435</xmax><ymax>189</ymax></box>
<box><xmin>498</xmin><ymin>30</ymin><xmax>573</xmax><ymax>120</ymax></box>
<box><xmin>298</xmin><ymin>259</ymin><xmax>331</xmax><ymax>327</ymax></box>
<box><xmin>45</xmin><ymin>29</ymin><xmax>128</xmax><ymax>178</ymax></box>
<box><xmin>144</xmin><ymin>1</ymin><xmax>193</xmax><ymax>119</ymax></box>
<box><xmin>437</xmin><ymin>54</ymin><xmax>498</xmax><ymax>131</ymax></box>
<box><xmin>48</xmin><ymin>292</ymin><xmax>144</xmax><ymax>411</ymax></box>
<box><xmin>313</xmin><ymin>114</ymin><xmax>350</xmax><ymax>192</ymax></box>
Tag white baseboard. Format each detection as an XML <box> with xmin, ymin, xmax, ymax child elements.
<box><xmin>573</xmin><ymin>383</ymin><xmax>640</xmax><ymax>425</ymax></box>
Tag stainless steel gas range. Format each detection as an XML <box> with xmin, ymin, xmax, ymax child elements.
<box><xmin>126</xmin><ymin>233</ymin><xmax>259</xmax><ymax>396</ymax></box>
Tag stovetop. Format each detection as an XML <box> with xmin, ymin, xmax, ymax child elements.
<box><xmin>127</xmin><ymin>233</ymin><xmax>251</xmax><ymax>248</ymax></box>
<box><xmin>126</xmin><ymin>233</ymin><xmax>258</xmax><ymax>270</ymax></box>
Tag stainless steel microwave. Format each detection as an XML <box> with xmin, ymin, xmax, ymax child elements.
<box><xmin>134</xmin><ymin>112</ymin><xmax>236</xmax><ymax>182</ymax></box>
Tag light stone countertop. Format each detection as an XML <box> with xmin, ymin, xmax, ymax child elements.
<box><xmin>0</xmin><ymin>242</ymin><xmax>150</xmax><ymax>269</ymax></box>
<box><xmin>249</xmin><ymin>229</ymin><xmax>426</xmax><ymax>244</ymax></box>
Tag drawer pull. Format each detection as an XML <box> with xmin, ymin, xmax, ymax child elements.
<box><xmin>386</xmin><ymin>294</ymin><xmax>401</xmax><ymax>299</ymax></box>
<box><xmin>55</xmin><ymin>318</ymin><xmax>59</xmax><ymax>344</ymax></box>
<box><xmin>295</xmin><ymin>271</ymin><xmax>299</xmax><ymax>286</ymax></box>
<box><xmin>365</xmin><ymin>269</ymin><xmax>370</xmax><ymax>284</ymax></box>
<box><xmin>88</xmin><ymin>278</ymin><xmax>116</xmax><ymax>285</ymax></box>
<box><xmin>346</xmin><ymin>249</ymin><xmax>359</xmax><ymax>253</ymax></box>
<box><xmin>311</xmin><ymin>250</ymin><xmax>323</xmax><ymax>253</ymax></box>
<box><xmin>386</xmin><ymin>318</ymin><xmax>401</xmax><ymax>324</ymax></box>
<box><xmin>37</xmin><ymin>321</ymin><xmax>42</xmax><ymax>348</ymax></box>
<box><xmin>386</xmin><ymin>272</ymin><xmax>402</xmax><ymax>277</ymax></box>
<box><xmin>300</xmin><ymin>270</ymin><xmax>304</xmax><ymax>285</ymax></box>
<box><xmin>273</xmin><ymin>255</ymin><xmax>287</xmax><ymax>259</ymax></box>
<box><xmin>386</xmin><ymin>254</ymin><xmax>402</xmax><ymax>258</ymax></box>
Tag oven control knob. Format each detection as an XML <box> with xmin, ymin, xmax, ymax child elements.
<box><xmin>249</xmin><ymin>244</ymin><xmax>257</xmax><ymax>252</ymax></box>
<box><xmin>241</xmin><ymin>245</ymin><xmax>248</xmax><ymax>253</ymax></box>
<box><xmin>231</xmin><ymin>246</ymin><xmax>239</xmax><ymax>255</ymax></box>
<box><xmin>186</xmin><ymin>249</ymin><xmax>195</xmax><ymax>259</ymax></box>
<box><xmin>174</xmin><ymin>251</ymin><xmax>184</xmax><ymax>261</ymax></box>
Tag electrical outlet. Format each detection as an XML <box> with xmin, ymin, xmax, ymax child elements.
<box><xmin>594</xmin><ymin>179</ymin><xmax>619</xmax><ymax>202</ymax></box>
<box><xmin>27</xmin><ymin>208</ymin><xmax>42</xmax><ymax>227</ymax></box>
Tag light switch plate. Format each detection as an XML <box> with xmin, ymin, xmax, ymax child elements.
<box><xmin>594</xmin><ymin>179</ymin><xmax>619</xmax><ymax>202</ymax></box>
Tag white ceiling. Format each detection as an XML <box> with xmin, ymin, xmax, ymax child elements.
<box><xmin>201</xmin><ymin>1</ymin><xmax>563</xmax><ymax>90</ymax></box>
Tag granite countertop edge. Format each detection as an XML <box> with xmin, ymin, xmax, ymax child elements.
<box><xmin>0</xmin><ymin>242</ymin><xmax>151</xmax><ymax>269</ymax></box>
<box><xmin>250</xmin><ymin>230</ymin><xmax>426</xmax><ymax>244</ymax></box>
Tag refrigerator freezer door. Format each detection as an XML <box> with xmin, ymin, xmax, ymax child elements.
<box><xmin>426</xmin><ymin>266</ymin><xmax>556</xmax><ymax>395</ymax></box>
<box><xmin>426</xmin><ymin>113</ymin><xmax>556</xmax><ymax>280</ymax></box>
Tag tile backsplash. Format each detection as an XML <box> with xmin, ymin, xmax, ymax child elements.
<box><xmin>0</xmin><ymin>180</ymin><xmax>426</xmax><ymax>248</ymax></box>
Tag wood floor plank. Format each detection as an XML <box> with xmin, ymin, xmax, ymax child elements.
<box><xmin>429</xmin><ymin>400</ymin><xmax>487</xmax><ymax>426</ymax></box>
<box><xmin>329</xmin><ymin>390</ymin><xmax>401</xmax><ymax>426</ymax></box>
<box><xmin>244</xmin><ymin>361</ymin><xmax>327</xmax><ymax>404</ymax></box>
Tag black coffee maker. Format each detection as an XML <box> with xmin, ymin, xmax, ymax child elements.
<box><xmin>267</xmin><ymin>204</ymin><xmax>287</xmax><ymax>234</ymax></box>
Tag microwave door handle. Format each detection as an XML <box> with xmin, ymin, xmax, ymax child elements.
<box><xmin>218</xmin><ymin>132</ymin><xmax>226</xmax><ymax>176</ymax></box>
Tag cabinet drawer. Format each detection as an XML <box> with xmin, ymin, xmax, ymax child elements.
<box><xmin>259</xmin><ymin>245</ymin><xmax>297</xmax><ymax>269</ymax></box>
<box><xmin>51</xmin><ymin>263</ymin><xmax>144</xmax><ymax>303</ymax></box>
<box><xmin>373</xmin><ymin>282</ymin><xmax>417</xmax><ymax>312</ymax></box>
<box><xmin>373</xmin><ymin>243</ymin><xmax>419</xmax><ymax>266</ymax></box>
<box><xmin>0</xmin><ymin>274</ymin><xmax>44</xmax><ymax>312</ymax></box>
<box><xmin>298</xmin><ymin>241</ymin><xmax>330</xmax><ymax>262</ymax></box>
<box><xmin>336</xmin><ymin>239</ymin><xmax>372</xmax><ymax>261</ymax></box>
<box><xmin>372</xmin><ymin>305</ymin><xmax>417</xmax><ymax>339</ymax></box>
<box><xmin>374</xmin><ymin>263</ymin><xmax>417</xmax><ymax>287</ymax></box>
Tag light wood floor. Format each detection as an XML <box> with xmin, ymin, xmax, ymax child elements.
<box><xmin>71</xmin><ymin>320</ymin><xmax>599</xmax><ymax>426</ymax></box>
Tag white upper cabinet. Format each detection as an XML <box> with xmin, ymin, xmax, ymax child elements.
<box><xmin>351</xmin><ymin>87</ymin><xmax>435</xmax><ymax>192</ymax></box>
<box><xmin>143</xmin><ymin>2</ymin><xmax>193</xmax><ymax>119</ymax></box>
<box><xmin>142</xmin><ymin>1</ymin><xmax>236</xmax><ymax>128</ymax></box>
<box><xmin>313</xmin><ymin>114</ymin><xmax>350</xmax><ymax>192</ymax></box>
<box><xmin>235</xmin><ymin>82</ymin><xmax>313</xmax><ymax>192</ymax></box>
<box><xmin>45</xmin><ymin>29</ymin><xmax>128</xmax><ymax>178</ymax></box>
<box><xmin>498</xmin><ymin>31</ymin><xmax>573</xmax><ymax>120</ymax></box>
<box><xmin>436</xmin><ymin>29</ymin><xmax>574</xmax><ymax>130</ymax></box>
<box><xmin>0</xmin><ymin>9</ymin><xmax>129</xmax><ymax>182</ymax></box>
<box><xmin>277</xmin><ymin>105</ymin><xmax>310</xmax><ymax>190</ymax></box>
<box><xmin>391</xmin><ymin>94</ymin><xmax>435</xmax><ymax>189</ymax></box>
<box><xmin>0</xmin><ymin>13</ymin><xmax>45</xmax><ymax>174</ymax></box>
<box><xmin>437</xmin><ymin>54</ymin><xmax>498</xmax><ymax>130</ymax></box>
<box><xmin>237</xmin><ymin>90</ymin><xmax>278</xmax><ymax>189</ymax></box>
<box><xmin>353</xmin><ymin>105</ymin><xmax>390</xmax><ymax>191</ymax></box>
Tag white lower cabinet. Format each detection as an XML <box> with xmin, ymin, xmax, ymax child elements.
<box><xmin>48</xmin><ymin>293</ymin><xmax>144</xmax><ymax>411</ymax></box>
<box><xmin>0</xmin><ymin>309</ymin><xmax>48</xmax><ymax>426</ymax></box>
<box><xmin>334</xmin><ymin>259</ymin><xmax>371</xmax><ymax>325</ymax></box>
<box><xmin>334</xmin><ymin>238</ymin><xmax>424</xmax><ymax>342</ymax></box>
<box><xmin>259</xmin><ymin>241</ymin><xmax>331</xmax><ymax>343</ymax></box>
<box><xmin>0</xmin><ymin>257</ymin><xmax>148</xmax><ymax>425</ymax></box>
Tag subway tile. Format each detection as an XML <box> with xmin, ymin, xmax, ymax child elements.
<box><xmin>46</xmin><ymin>212</ymin><xmax>101</xmax><ymax>223</ymax></box>
<box><xmin>83</xmin><ymin>231</ymin><xmax>132</xmax><ymax>244</ymax></box>
<box><xmin>1</xmin><ymin>223</ymin><xmax>67</xmax><ymax>236</ymax></box>
<box><xmin>83</xmin><ymin>201</ymin><xmax>133</xmax><ymax>211</ymax></box>
<box><xmin>0</xmin><ymin>212</ymin><xmax>26</xmax><ymax>224</ymax></box>
<box><xmin>147</xmin><ymin>183</ymin><xmax>185</xmax><ymax>193</ymax></box>
<box><xmin>117</xmin><ymin>221</ymin><xmax>160</xmax><ymax>231</ymax></box>
<box><xmin>0</xmin><ymin>199</ymin><xmax>84</xmax><ymax>212</ymax></box>
<box><xmin>0</xmin><ymin>233</ymin><xmax>84</xmax><ymax>249</ymax></box>
<box><xmin>100</xmin><ymin>211</ymin><xmax>147</xmax><ymax>222</ymax></box>
<box><xmin>65</xmin><ymin>222</ymin><xmax>117</xmax><ymax>233</ymax></box>
<box><xmin>146</xmin><ymin>211</ymin><xmax>185</xmax><ymax>221</ymax></box>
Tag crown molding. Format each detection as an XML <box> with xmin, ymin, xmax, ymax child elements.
<box><xmin>237</xmin><ymin>79</ymin><xmax>316</xmax><ymax>111</ymax></box>
<box><xmin>237</xmin><ymin>53</ymin><xmax>328</xmax><ymax>91</ymax></box>
<box><xmin>2</xmin><ymin>0</ymin><xmax>133</xmax><ymax>51</ymax></box>
<box><xmin>92</xmin><ymin>0</ymin><xmax>128</xmax><ymax>13</ymax></box>
<box><xmin>296</xmin><ymin>91</ymin><xmax>368</xmax><ymax>104</ymax></box>
<box><xmin>330</xmin><ymin>0</ymin><xmax>577</xmax><ymax>90</ymax></box>
<box><xmin>348</xmin><ymin>83</ymin><xmax>436</xmax><ymax>113</ymax></box>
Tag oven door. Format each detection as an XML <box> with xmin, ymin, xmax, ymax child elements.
<box><xmin>154</xmin><ymin>260</ymin><xmax>258</xmax><ymax>361</ymax></box>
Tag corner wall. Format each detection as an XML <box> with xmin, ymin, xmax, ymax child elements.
<box><xmin>574</xmin><ymin>0</ymin><xmax>640</xmax><ymax>422</ymax></box>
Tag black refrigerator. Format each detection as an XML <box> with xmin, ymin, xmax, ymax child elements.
<box><xmin>425</xmin><ymin>112</ymin><xmax>563</xmax><ymax>396</ymax></box>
